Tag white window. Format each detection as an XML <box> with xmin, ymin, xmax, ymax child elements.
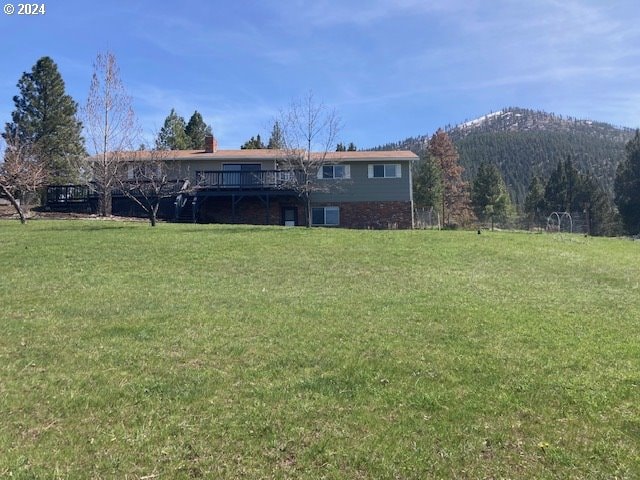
<box><xmin>312</xmin><ymin>206</ymin><xmax>340</xmax><ymax>226</ymax></box>
<box><xmin>317</xmin><ymin>164</ymin><xmax>350</xmax><ymax>179</ymax></box>
<box><xmin>368</xmin><ymin>164</ymin><xmax>401</xmax><ymax>178</ymax></box>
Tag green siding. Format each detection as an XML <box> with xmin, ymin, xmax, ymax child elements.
<box><xmin>164</xmin><ymin>159</ymin><xmax>413</xmax><ymax>202</ymax></box>
<box><xmin>311</xmin><ymin>161</ymin><xmax>412</xmax><ymax>202</ymax></box>
<box><xmin>166</xmin><ymin>160</ymin><xmax>276</xmax><ymax>182</ymax></box>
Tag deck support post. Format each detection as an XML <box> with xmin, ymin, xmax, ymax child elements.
<box><xmin>191</xmin><ymin>196</ymin><xmax>198</xmax><ymax>223</ymax></box>
<box><xmin>266</xmin><ymin>194</ymin><xmax>270</xmax><ymax>225</ymax></box>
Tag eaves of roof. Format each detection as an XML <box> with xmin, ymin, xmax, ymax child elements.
<box><xmin>111</xmin><ymin>149</ymin><xmax>419</xmax><ymax>162</ymax></box>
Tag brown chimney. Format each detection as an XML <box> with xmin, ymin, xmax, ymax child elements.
<box><xmin>204</xmin><ymin>134</ymin><xmax>218</xmax><ymax>153</ymax></box>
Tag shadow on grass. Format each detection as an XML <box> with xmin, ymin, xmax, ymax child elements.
<box><xmin>40</xmin><ymin>223</ymin><xmax>142</xmax><ymax>232</ymax></box>
<box><xmin>177</xmin><ymin>225</ymin><xmax>292</xmax><ymax>235</ymax></box>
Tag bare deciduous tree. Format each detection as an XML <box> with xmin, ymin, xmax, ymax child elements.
<box><xmin>83</xmin><ymin>51</ymin><xmax>139</xmax><ymax>216</ymax></box>
<box><xmin>114</xmin><ymin>149</ymin><xmax>191</xmax><ymax>226</ymax></box>
<box><xmin>0</xmin><ymin>134</ymin><xmax>48</xmax><ymax>224</ymax></box>
<box><xmin>278</xmin><ymin>91</ymin><xmax>341</xmax><ymax>226</ymax></box>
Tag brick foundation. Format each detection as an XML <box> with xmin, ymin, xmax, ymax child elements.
<box><xmin>196</xmin><ymin>197</ymin><xmax>413</xmax><ymax>229</ymax></box>
<box><xmin>312</xmin><ymin>201</ymin><xmax>413</xmax><ymax>229</ymax></box>
<box><xmin>198</xmin><ymin>196</ymin><xmax>302</xmax><ymax>226</ymax></box>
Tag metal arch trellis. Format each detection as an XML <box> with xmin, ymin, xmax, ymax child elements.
<box><xmin>547</xmin><ymin>211</ymin><xmax>573</xmax><ymax>233</ymax></box>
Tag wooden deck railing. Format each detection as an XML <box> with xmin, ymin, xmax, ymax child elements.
<box><xmin>45</xmin><ymin>169</ymin><xmax>304</xmax><ymax>206</ymax></box>
<box><xmin>195</xmin><ymin>170</ymin><xmax>303</xmax><ymax>190</ymax></box>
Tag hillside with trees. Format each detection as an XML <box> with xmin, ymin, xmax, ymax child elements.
<box><xmin>374</xmin><ymin>107</ymin><xmax>635</xmax><ymax>206</ymax></box>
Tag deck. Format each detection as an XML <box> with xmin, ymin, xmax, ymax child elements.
<box><xmin>194</xmin><ymin>170</ymin><xmax>303</xmax><ymax>192</ymax></box>
<box><xmin>45</xmin><ymin>170</ymin><xmax>304</xmax><ymax>222</ymax></box>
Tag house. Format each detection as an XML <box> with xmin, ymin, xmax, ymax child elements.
<box><xmin>46</xmin><ymin>135</ymin><xmax>419</xmax><ymax>228</ymax></box>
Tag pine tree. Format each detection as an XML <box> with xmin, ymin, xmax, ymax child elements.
<box><xmin>412</xmin><ymin>149</ymin><xmax>442</xmax><ymax>210</ymax></box>
<box><xmin>524</xmin><ymin>175</ymin><xmax>545</xmax><ymax>227</ymax></box>
<box><xmin>539</xmin><ymin>158</ymin><xmax>622</xmax><ymax>235</ymax></box>
<box><xmin>428</xmin><ymin>129</ymin><xmax>470</xmax><ymax>226</ymax></box>
<box><xmin>267</xmin><ymin>121</ymin><xmax>284</xmax><ymax>149</ymax></box>
<box><xmin>335</xmin><ymin>142</ymin><xmax>357</xmax><ymax>152</ymax></box>
<box><xmin>240</xmin><ymin>135</ymin><xmax>265</xmax><ymax>149</ymax></box>
<box><xmin>156</xmin><ymin>109</ymin><xmax>190</xmax><ymax>150</ymax></box>
<box><xmin>544</xmin><ymin>157</ymin><xmax>583</xmax><ymax>213</ymax></box>
<box><xmin>544</xmin><ymin>161</ymin><xmax>568</xmax><ymax>212</ymax></box>
<box><xmin>578</xmin><ymin>172</ymin><xmax>620</xmax><ymax>236</ymax></box>
<box><xmin>471</xmin><ymin>162</ymin><xmax>511</xmax><ymax>229</ymax></box>
<box><xmin>563</xmin><ymin>157</ymin><xmax>581</xmax><ymax>211</ymax></box>
<box><xmin>3</xmin><ymin>56</ymin><xmax>85</xmax><ymax>183</ymax></box>
<box><xmin>614</xmin><ymin>130</ymin><xmax>640</xmax><ymax>234</ymax></box>
<box><xmin>185</xmin><ymin>111</ymin><xmax>211</xmax><ymax>149</ymax></box>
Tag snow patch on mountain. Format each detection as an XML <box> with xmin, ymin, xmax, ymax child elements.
<box><xmin>459</xmin><ymin>110</ymin><xmax>505</xmax><ymax>129</ymax></box>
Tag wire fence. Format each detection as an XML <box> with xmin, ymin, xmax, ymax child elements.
<box><xmin>414</xmin><ymin>207</ymin><xmax>592</xmax><ymax>234</ymax></box>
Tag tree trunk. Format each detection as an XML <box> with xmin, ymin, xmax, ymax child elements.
<box><xmin>0</xmin><ymin>184</ymin><xmax>26</xmax><ymax>224</ymax></box>
<box><xmin>150</xmin><ymin>203</ymin><xmax>159</xmax><ymax>227</ymax></box>
<box><xmin>442</xmin><ymin>191</ymin><xmax>446</xmax><ymax>228</ymax></box>
<box><xmin>99</xmin><ymin>190</ymin><xmax>112</xmax><ymax>217</ymax></box>
<box><xmin>304</xmin><ymin>193</ymin><xmax>311</xmax><ymax>227</ymax></box>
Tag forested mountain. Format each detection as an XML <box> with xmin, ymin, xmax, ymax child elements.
<box><xmin>374</xmin><ymin>107</ymin><xmax>635</xmax><ymax>205</ymax></box>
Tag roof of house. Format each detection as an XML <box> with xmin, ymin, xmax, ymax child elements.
<box><xmin>119</xmin><ymin>149</ymin><xmax>418</xmax><ymax>163</ymax></box>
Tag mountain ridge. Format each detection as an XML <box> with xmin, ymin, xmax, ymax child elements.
<box><xmin>373</xmin><ymin>107</ymin><xmax>635</xmax><ymax>205</ymax></box>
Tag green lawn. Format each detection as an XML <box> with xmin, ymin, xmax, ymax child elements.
<box><xmin>1</xmin><ymin>220</ymin><xmax>639</xmax><ymax>479</ymax></box>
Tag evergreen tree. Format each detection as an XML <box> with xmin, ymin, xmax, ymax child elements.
<box><xmin>524</xmin><ymin>175</ymin><xmax>546</xmax><ymax>227</ymax></box>
<box><xmin>614</xmin><ymin>130</ymin><xmax>640</xmax><ymax>234</ymax></box>
<box><xmin>412</xmin><ymin>149</ymin><xmax>442</xmax><ymax>210</ymax></box>
<box><xmin>335</xmin><ymin>142</ymin><xmax>357</xmax><ymax>152</ymax></box>
<box><xmin>185</xmin><ymin>110</ymin><xmax>211</xmax><ymax>149</ymax></box>
<box><xmin>579</xmin><ymin>172</ymin><xmax>620</xmax><ymax>236</ymax></box>
<box><xmin>240</xmin><ymin>134</ymin><xmax>265</xmax><ymax>149</ymax></box>
<box><xmin>563</xmin><ymin>157</ymin><xmax>581</xmax><ymax>211</ymax></box>
<box><xmin>3</xmin><ymin>56</ymin><xmax>85</xmax><ymax>183</ymax></box>
<box><xmin>428</xmin><ymin>129</ymin><xmax>471</xmax><ymax>226</ymax></box>
<box><xmin>267</xmin><ymin>121</ymin><xmax>284</xmax><ymax>149</ymax></box>
<box><xmin>544</xmin><ymin>157</ymin><xmax>583</xmax><ymax>213</ymax></box>
<box><xmin>544</xmin><ymin>161</ymin><xmax>568</xmax><ymax>212</ymax></box>
<box><xmin>471</xmin><ymin>162</ymin><xmax>511</xmax><ymax>229</ymax></box>
<box><xmin>155</xmin><ymin>109</ymin><xmax>190</xmax><ymax>150</ymax></box>
<box><xmin>541</xmin><ymin>158</ymin><xmax>621</xmax><ymax>235</ymax></box>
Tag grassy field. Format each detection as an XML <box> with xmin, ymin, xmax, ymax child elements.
<box><xmin>1</xmin><ymin>220</ymin><xmax>639</xmax><ymax>479</ymax></box>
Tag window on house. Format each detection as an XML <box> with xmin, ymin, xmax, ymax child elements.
<box><xmin>311</xmin><ymin>206</ymin><xmax>340</xmax><ymax>226</ymax></box>
<box><xmin>368</xmin><ymin>164</ymin><xmax>401</xmax><ymax>178</ymax></box>
<box><xmin>127</xmin><ymin>163</ymin><xmax>161</xmax><ymax>180</ymax></box>
<box><xmin>318</xmin><ymin>164</ymin><xmax>350</xmax><ymax>179</ymax></box>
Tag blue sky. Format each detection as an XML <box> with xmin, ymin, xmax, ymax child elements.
<box><xmin>1</xmin><ymin>0</ymin><xmax>639</xmax><ymax>150</ymax></box>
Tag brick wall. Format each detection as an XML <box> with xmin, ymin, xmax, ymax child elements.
<box><xmin>196</xmin><ymin>196</ymin><xmax>413</xmax><ymax>229</ymax></box>
<box><xmin>312</xmin><ymin>201</ymin><xmax>413</xmax><ymax>229</ymax></box>
<box><xmin>198</xmin><ymin>196</ymin><xmax>302</xmax><ymax>225</ymax></box>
